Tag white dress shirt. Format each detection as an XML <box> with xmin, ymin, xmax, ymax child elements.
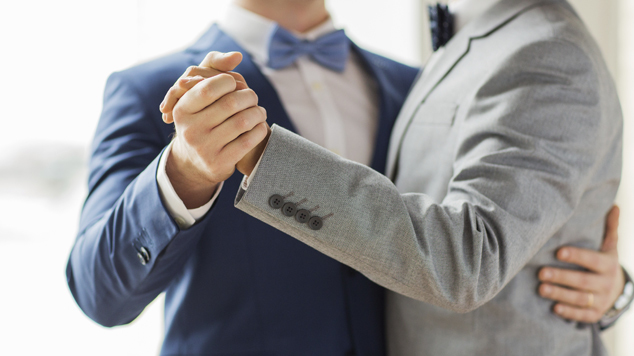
<box><xmin>157</xmin><ymin>4</ymin><xmax>379</xmax><ymax>229</ymax></box>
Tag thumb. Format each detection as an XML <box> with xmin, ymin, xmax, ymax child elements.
<box><xmin>601</xmin><ymin>205</ymin><xmax>620</xmax><ymax>254</ymax></box>
<box><xmin>200</xmin><ymin>51</ymin><xmax>243</xmax><ymax>71</ymax></box>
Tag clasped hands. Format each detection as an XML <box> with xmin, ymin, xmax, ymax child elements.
<box><xmin>159</xmin><ymin>51</ymin><xmax>270</xmax><ymax>209</ymax></box>
<box><xmin>158</xmin><ymin>51</ymin><xmax>626</xmax><ymax>324</ymax></box>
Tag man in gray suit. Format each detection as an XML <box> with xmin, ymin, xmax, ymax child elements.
<box><xmin>160</xmin><ymin>0</ymin><xmax>633</xmax><ymax>354</ymax></box>
<box><xmin>224</xmin><ymin>0</ymin><xmax>627</xmax><ymax>354</ymax></box>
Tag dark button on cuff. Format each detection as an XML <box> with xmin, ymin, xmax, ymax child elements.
<box><xmin>269</xmin><ymin>194</ymin><xmax>284</xmax><ymax>209</ymax></box>
<box><xmin>295</xmin><ymin>209</ymin><xmax>311</xmax><ymax>223</ymax></box>
<box><xmin>308</xmin><ymin>216</ymin><xmax>323</xmax><ymax>230</ymax></box>
<box><xmin>282</xmin><ymin>202</ymin><xmax>297</xmax><ymax>217</ymax></box>
<box><xmin>137</xmin><ymin>246</ymin><xmax>150</xmax><ymax>265</ymax></box>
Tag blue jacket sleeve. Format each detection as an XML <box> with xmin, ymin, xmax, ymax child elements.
<box><xmin>66</xmin><ymin>71</ymin><xmax>211</xmax><ymax>327</ymax></box>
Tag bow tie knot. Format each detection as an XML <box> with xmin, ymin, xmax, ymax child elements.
<box><xmin>267</xmin><ymin>25</ymin><xmax>351</xmax><ymax>72</ymax></box>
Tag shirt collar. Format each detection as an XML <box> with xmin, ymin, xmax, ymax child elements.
<box><xmin>449</xmin><ymin>0</ymin><xmax>500</xmax><ymax>33</ymax></box>
<box><xmin>218</xmin><ymin>4</ymin><xmax>337</xmax><ymax>65</ymax></box>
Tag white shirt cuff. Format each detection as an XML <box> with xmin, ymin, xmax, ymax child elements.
<box><xmin>157</xmin><ymin>141</ymin><xmax>223</xmax><ymax>229</ymax></box>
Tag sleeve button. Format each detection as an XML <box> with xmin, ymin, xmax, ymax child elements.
<box><xmin>268</xmin><ymin>194</ymin><xmax>284</xmax><ymax>209</ymax></box>
<box><xmin>295</xmin><ymin>209</ymin><xmax>311</xmax><ymax>223</ymax></box>
<box><xmin>308</xmin><ymin>216</ymin><xmax>323</xmax><ymax>230</ymax></box>
<box><xmin>282</xmin><ymin>202</ymin><xmax>297</xmax><ymax>217</ymax></box>
<box><xmin>137</xmin><ymin>247</ymin><xmax>150</xmax><ymax>265</ymax></box>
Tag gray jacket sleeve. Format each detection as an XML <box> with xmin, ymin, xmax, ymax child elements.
<box><xmin>235</xmin><ymin>40</ymin><xmax>621</xmax><ymax>314</ymax></box>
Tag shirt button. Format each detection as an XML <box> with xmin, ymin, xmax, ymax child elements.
<box><xmin>269</xmin><ymin>194</ymin><xmax>285</xmax><ymax>209</ymax></box>
<box><xmin>137</xmin><ymin>247</ymin><xmax>150</xmax><ymax>265</ymax></box>
<box><xmin>282</xmin><ymin>202</ymin><xmax>297</xmax><ymax>217</ymax></box>
<box><xmin>308</xmin><ymin>216</ymin><xmax>323</xmax><ymax>230</ymax></box>
<box><xmin>295</xmin><ymin>209</ymin><xmax>311</xmax><ymax>223</ymax></box>
<box><xmin>311</xmin><ymin>82</ymin><xmax>322</xmax><ymax>91</ymax></box>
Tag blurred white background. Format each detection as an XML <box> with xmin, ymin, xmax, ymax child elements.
<box><xmin>0</xmin><ymin>0</ymin><xmax>631</xmax><ymax>355</ymax></box>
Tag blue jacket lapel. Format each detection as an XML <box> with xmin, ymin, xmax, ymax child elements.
<box><xmin>186</xmin><ymin>24</ymin><xmax>298</xmax><ymax>135</ymax></box>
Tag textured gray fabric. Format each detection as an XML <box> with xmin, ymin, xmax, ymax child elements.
<box><xmin>234</xmin><ymin>0</ymin><xmax>623</xmax><ymax>354</ymax></box>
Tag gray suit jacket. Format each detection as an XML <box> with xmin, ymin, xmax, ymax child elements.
<box><xmin>235</xmin><ymin>0</ymin><xmax>623</xmax><ymax>354</ymax></box>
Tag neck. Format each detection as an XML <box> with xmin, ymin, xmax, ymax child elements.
<box><xmin>234</xmin><ymin>0</ymin><xmax>329</xmax><ymax>33</ymax></box>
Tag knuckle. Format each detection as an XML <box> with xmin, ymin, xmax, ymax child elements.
<box><xmin>203</xmin><ymin>51</ymin><xmax>215</xmax><ymax>63</ymax></box>
<box><xmin>575</xmin><ymin>292</ymin><xmax>587</xmax><ymax>306</ymax></box>
<box><xmin>181</xmin><ymin>128</ymin><xmax>196</xmax><ymax>144</ymax></box>
<box><xmin>177</xmin><ymin>77</ymin><xmax>190</xmax><ymax>87</ymax></box>
<box><xmin>209</xmin><ymin>51</ymin><xmax>221</xmax><ymax>60</ymax></box>
<box><xmin>235</xmin><ymin>74</ymin><xmax>246</xmax><ymax>84</ymax></box>
<box><xmin>218</xmin><ymin>73</ymin><xmax>237</xmax><ymax>86</ymax></box>
<box><xmin>254</xmin><ymin>122</ymin><xmax>267</xmax><ymax>138</ymax></box>
<box><xmin>556</xmin><ymin>305</ymin><xmax>570</xmax><ymax>318</ymax></box>
<box><xmin>185</xmin><ymin>65</ymin><xmax>197</xmax><ymax>76</ymax></box>
<box><xmin>195</xmin><ymin>144</ymin><xmax>208</xmax><ymax>158</ymax></box>
<box><xmin>235</xmin><ymin>115</ymin><xmax>251</xmax><ymax>131</ymax></box>
<box><xmin>167</xmin><ymin>86</ymin><xmax>178</xmax><ymax>97</ymax></box>
<box><xmin>578</xmin><ymin>274</ymin><xmax>590</xmax><ymax>289</ymax></box>
<box><xmin>547</xmin><ymin>286</ymin><xmax>559</xmax><ymax>299</ymax></box>
<box><xmin>241</xmin><ymin>135</ymin><xmax>255</xmax><ymax>149</ymax></box>
<box><xmin>172</xmin><ymin>104</ymin><xmax>185</xmax><ymax>119</ymax></box>
<box><xmin>247</xmin><ymin>89</ymin><xmax>259</xmax><ymax>105</ymax></box>
<box><xmin>569</xmin><ymin>308</ymin><xmax>582</xmax><ymax>320</ymax></box>
<box><xmin>199</xmin><ymin>82</ymin><xmax>216</xmax><ymax>99</ymax></box>
<box><xmin>222</xmin><ymin>94</ymin><xmax>238</xmax><ymax>111</ymax></box>
<box><xmin>255</xmin><ymin>109</ymin><xmax>267</xmax><ymax>123</ymax></box>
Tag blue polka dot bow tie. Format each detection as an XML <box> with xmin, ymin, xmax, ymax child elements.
<box><xmin>428</xmin><ymin>3</ymin><xmax>455</xmax><ymax>51</ymax></box>
<box><xmin>267</xmin><ymin>25</ymin><xmax>351</xmax><ymax>72</ymax></box>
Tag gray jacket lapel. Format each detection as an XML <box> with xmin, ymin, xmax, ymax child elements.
<box><xmin>386</xmin><ymin>0</ymin><xmax>555</xmax><ymax>180</ymax></box>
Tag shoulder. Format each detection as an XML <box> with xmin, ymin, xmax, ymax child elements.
<box><xmin>504</xmin><ymin>0</ymin><xmax>606</xmax><ymax>66</ymax></box>
<box><xmin>484</xmin><ymin>1</ymin><xmax>613</xmax><ymax>90</ymax></box>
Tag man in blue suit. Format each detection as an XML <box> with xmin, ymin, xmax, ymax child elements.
<box><xmin>66</xmin><ymin>0</ymin><xmax>629</xmax><ymax>354</ymax></box>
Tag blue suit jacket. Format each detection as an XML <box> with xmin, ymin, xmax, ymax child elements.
<box><xmin>66</xmin><ymin>25</ymin><xmax>418</xmax><ymax>356</ymax></box>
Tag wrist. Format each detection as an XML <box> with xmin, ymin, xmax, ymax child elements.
<box><xmin>167</xmin><ymin>140</ymin><xmax>219</xmax><ymax>208</ymax></box>
<box><xmin>600</xmin><ymin>268</ymin><xmax>634</xmax><ymax>329</ymax></box>
<box><xmin>612</xmin><ymin>268</ymin><xmax>634</xmax><ymax>311</ymax></box>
